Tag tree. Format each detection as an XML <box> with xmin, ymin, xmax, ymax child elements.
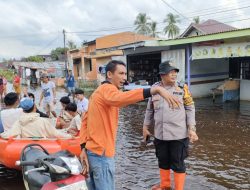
<box><xmin>149</xmin><ymin>21</ymin><xmax>160</xmax><ymax>38</ymax></box>
<box><xmin>81</xmin><ymin>40</ymin><xmax>88</xmax><ymax>47</ymax></box>
<box><xmin>134</xmin><ymin>13</ymin><xmax>151</xmax><ymax>35</ymax></box>
<box><xmin>67</xmin><ymin>40</ymin><xmax>77</xmax><ymax>50</ymax></box>
<box><xmin>50</xmin><ymin>47</ymin><xmax>68</xmax><ymax>61</ymax></box>
<box><xmin>26</xmin><ymin>56</ymin><xmax>44</xmax><ymax>62</ymax></box>
<box><xmin>193</xmin><ymin>16</ymin><xmax>200</xmax><ymax>24</ymax></box>
<box><xmin>163</xmin><ymin>13</ymin><xmax>181</xmax><ymax>39</ymax></box>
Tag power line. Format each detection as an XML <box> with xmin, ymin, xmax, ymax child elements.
<box><xmin>35</xmin><ymin>34</ymin><xmax>60</xmax><ymax>55</ymax></box>
<box><xmin>191</xmin><ymin>5</ymin><xmax>250</xmax><ymax>17</ymax></box>
<box><xmin>64</xmin><ymin>16</ymin><xmax>250</xmax><ymax>38</ymax></box>
<box><xmin>156</xmin><ymin>17</ymin><xmax>250</xmax><ymax>33</ymax></box>
<box><xmin>66</xmin><ymin>26</ymin><xmax>135</xmax><ymax>34</ymax></box>
<box><xmin>160</xmin><ymin>0</ymin><xmax>191</xmax><ymax>21</ymax></box>
<box><xmin>183</xmin><ymin>0</ymin><xmax>250</xmax><ymax>16</ymax></box>
<box><xmin>1</xmin><ymin>5</ymin><xmax>250</xmax><ymax>41</ymax></box>
<box><xmin>179</xmin><ymin>12</ymin><xmax>250</xmax><ymax>25</ymax></box>
<box><xmin>0</xmin><ymin>32</ymin><xmax>60</xmax><ymax>40</ymax></box>
<box><xmin>1</xmin><ymin>15</ymin><xmax>249</xmax><ymax>42</ymax></box>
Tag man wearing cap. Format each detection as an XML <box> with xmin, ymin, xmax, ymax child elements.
<box><xmin>143</xmin><ymin>61</ymin><xmax>198</xmax><ymax>190</ymax></box>
<box><xmin>79</xmin><ymin>60</ymin><xmax>181</xmax><ymax>190</ymax></box>
<box><xmin>38</xmin><ymin>73</ymin><xmax>57</xmax><ymax>118</ymax></box>
<box><xmin>0</xmin><ymin>98</ymin><xmax>71</xmax><ymax>139</ymax></box>
<box><xmin>75</xmin><ymin>88</ymin><xmax>88</xmax><ymax>116</ymax></box>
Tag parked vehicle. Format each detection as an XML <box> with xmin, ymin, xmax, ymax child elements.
<box><xmin>16</xmin><ymin>144</ymin><xmax>88</xmax><ymax>190</ymax></box>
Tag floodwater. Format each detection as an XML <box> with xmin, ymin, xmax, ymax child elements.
<box><xmin>1</xmin><ymin>84</ymin><xmax>250</xmax><ymax>190</ymax></box>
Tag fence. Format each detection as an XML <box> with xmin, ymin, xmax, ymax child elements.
<box><xmin>77</xmin><ymin>79</ymin><xmax>98</xmax><ymax>89</ymax></box>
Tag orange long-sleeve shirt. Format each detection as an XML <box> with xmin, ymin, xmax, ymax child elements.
<box><xmin>80</xmin><ymin>83</ymin><xmax>147</xmax><ymax>157</ymax></box>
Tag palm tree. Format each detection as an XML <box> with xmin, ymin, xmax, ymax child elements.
<box><xmin>149</xmin><ymin>21</ymin><xmax>159</xmax><ymax>38</ymax></box>
<box><xmin>134</xmin><ymin>13</ymin><xmax>151</xmax><ymax>35</ymax></box>
<box><xmin>163</xmin><ymin>13</ymin><xmax>181</xmax><ymax>39</ymax></box>
<box><xmin>193</xmin><ymin>16</ymin><xmax>200</xmax><ymax>24</ymax></box>
<box><xmin>67</xmin><ymin>40</ymin><xmax>77</xmax><ymax>50</ymax></box>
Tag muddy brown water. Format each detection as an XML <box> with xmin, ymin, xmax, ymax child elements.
<box><xmin>0</xmin><ymin>84</ymin><xmax>250</xmax><ymax>190</ymax></box>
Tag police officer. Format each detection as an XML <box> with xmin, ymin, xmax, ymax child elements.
<box><xmin>143</xmin><ymin>61</ymin><xmax>198</xmax><ymax>190</ymax></box>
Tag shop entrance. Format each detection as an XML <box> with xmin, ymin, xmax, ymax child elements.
<box><xmin>127</xmin><ymin>52</ymin><xmax>161</xmax><ymax>85</ymax></box>
<box><xmin>73</xmin><ymin>58</ymin><xmax>82</xmax><ymax>78</ymax></box>
<box><xmin>229</xmin><ymin>57</ymin><xmax>250</xmax><ymax>79</ymax></box>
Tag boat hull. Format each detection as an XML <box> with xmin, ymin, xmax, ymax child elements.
<box><xmin>0</xmin><ymin>137</ymin><xmax>81</xmax><ymax>170</ymax></box>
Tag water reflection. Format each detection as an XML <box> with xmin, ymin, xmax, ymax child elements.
<box><xmin>116</xmin><ymin>98</ymin><xmax>250</xmax><ymax>190</ymax></box>
<box><xmin>0</xmin><ymin>84</ymin><xmax>250</xmax><ymax>190</ymax></box>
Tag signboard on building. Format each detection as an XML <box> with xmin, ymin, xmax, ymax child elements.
<box><xmin>192</xmin><ymin>42</ymin><xmax>250</xmax><ymax>60</ymax></box>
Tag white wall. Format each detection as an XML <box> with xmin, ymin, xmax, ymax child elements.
<box><xmin>190</xmin><ymin>82</ymin><xmax>224</xmax><ymax>98</ymax></box>
<box><xmin>189</xmin><ymin>29</ymin><xmax>202</xmax><ymax>37</ymax></box>
<box><xmin>112</xmin><ymin>55</ymin><xmax>127</xmax><ymax>64</ymax></box>
<box><xmin>162</xmin><ymin>49</ymin><xmax>185</xmax><ymax>82</ymax></box>
<box><xmin>240</xmin><ymin>80</ymin><xmax>250</xmax><ymax>101</ymax></box>
<box><xmin>190</xmin><ymin>58</ymin><xmax>229</xmax><ymax>97</ymax></box>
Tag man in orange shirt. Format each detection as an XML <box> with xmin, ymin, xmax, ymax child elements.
<box><xmin>80</xmin><ymin>60</ymin><xmax>180</xmax><ymax>190</ymax></box>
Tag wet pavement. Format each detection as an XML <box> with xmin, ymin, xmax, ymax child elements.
<box><xmin>1</xmin><ymin>84</ymin><xmax>250</xmax><ymax>190</ymax></box>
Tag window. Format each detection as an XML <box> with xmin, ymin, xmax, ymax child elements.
<box><xmin>84</xmin><ymin>58</ymin><xmax>92</xmax><ymax>73</ymax></box>
<box><xmin>242</xmin><ymin>62</ymin><xmax>250</xmax><ymax>80</ymax></box>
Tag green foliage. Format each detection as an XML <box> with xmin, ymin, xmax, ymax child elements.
<box><xmin>0</xmin><ymin>69</ymin><xmax>14</xmax><ymax>82</ymax></box>
<box><xmin>26</xmin><ymin>55</ymin><xmax>44</xmax><ymax>62</ymax></box>
<box><xmin>134</xmin><ymin>13</ymin><xmax>151</xmax><ymax>35</ymax></box>
<box><xmin>163</xmin><ymin>13</ymin><xmax>181</xmax><ymax>39</ymax></box>
<box><xmin>51</xmin><ymin>47</ymin><xmax>69</xmax><ymax>61</ymax></box>
<box><xmin>149</xmin><ymin>21</ymin><xmax>160</xmax><ymax>38</ymax></box>
<box><xmin>78</xmin><ymin>79</ymin><xmax>98</xmax><ymax>90</ymax></box>
<box><xmin>67</xmin><ymin>40</ymin><xmax>77</xmax><ymax>50</ymax></box>
<box><xmin>193</xmin><ymin>16</ymin><xmax>200</xmax><ymax>24</ymax></box>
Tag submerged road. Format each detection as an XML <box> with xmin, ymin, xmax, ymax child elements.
<box><xmin>0</xmin><ymin>84</ymin><xmax>249</xmax><ymax>189</ymax></box>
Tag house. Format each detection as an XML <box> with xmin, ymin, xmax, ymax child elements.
<box><xmin>0</xmin><ymin>62</ymin><xmax>9</xmax><ymax>70</ymax></box>
<box><xmin>37</xmin><ymin>55</ymin><xmax>53</xmax><ymax>62</ymax></box>
<box><xmin>68</xmin><ymin>32</ymin><xmax>154</xmax><ymax>83</ymax></box>
<box><xmin>13</xmin><ymin>61</ymin><xmax>66</xmax><ymax>86</ymax></box>
<box><xmin>69</xmin><ymin>20</ymin><xmax>250</xmax><ymax>101</ymax></box>
<box><xmin>144</xmin><ymin>27</ymin><xmax>250</xmax><ymax>101</ymax></box>
<box><xmin>180</xmin><ymin>19</ymin><xmax>236</xmax><ymax>37</ymax></box>
<box><xmin>68</xmin><ymin>40</ymin><xmax>96</xmax><ymax>80</ymax></box>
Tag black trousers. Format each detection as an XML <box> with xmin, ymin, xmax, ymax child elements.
<box><xmin>154</xmin><ymin>138</ymin><xmax>189</xmax><ymax>173</ymax></box>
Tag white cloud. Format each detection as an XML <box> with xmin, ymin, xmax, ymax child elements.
<box><xmin>0</xmin><ymin>0</ymin><xmax>249</xmax><ymax>60</ymax></box>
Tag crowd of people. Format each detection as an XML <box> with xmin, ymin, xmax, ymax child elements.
<box><xmin>0</xmin><ymin>71</ymin><xmax>88</xmax><ymax>139</ymax></box>
<box><xmin>0</xmin><ymin>60</ymin><xmax>198</xmax><ymax>190</ymax></box>
<box><xmin>0</xmin><ymin>74</ymin><xmax>7</xmax><ymax>102</ymax></box>
<box><xmin>79</xmin><ymin>60</ymin><xmax>198</xmax><ymax>190</ymax></box>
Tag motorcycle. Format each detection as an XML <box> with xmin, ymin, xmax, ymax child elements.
<box><xmin>16</xmin><ymin>144</ymin><xmax>88</xmax><ymax>190</ymax></box>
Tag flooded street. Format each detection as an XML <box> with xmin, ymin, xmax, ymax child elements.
<box><xmin>1</xmin><ymin>84</ymin><xmax>250</xmax><ymax>190</ymax></box>
<box><xmin>116</xmin><ymin>99</ymin><xmax>250</xmax><ymax>190</ymax></box>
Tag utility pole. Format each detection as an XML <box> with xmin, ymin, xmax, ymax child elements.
<box><xmin>63</xmin><ymin>29</ymin><xmax>67</xmax><ymax>76</ymax></box>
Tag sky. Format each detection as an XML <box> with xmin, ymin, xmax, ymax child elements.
<box><xmin>0</xmin><ymin>0</ymin><xmax>250</xmax><ymax>61</ymax></box>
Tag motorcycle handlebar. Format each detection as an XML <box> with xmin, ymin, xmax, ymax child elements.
<box><xmin>16</xmin><ymin>160</ymin><xmax>38</xmax><ymax>166</ymax></box>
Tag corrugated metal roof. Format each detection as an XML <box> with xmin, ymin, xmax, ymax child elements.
<box><xmin>196</xmin><ymin>19</ymin><xmax>236</xmax><ymax>34</ymax></box>
<box><xmin>180</xmin><ymin>19</ymin><xmax>236</xmax><ymax>37</ymax></box>
<box><xmin>13</xmin><ymin>61</ymin><xmax>65</xmax><ymax>69</ymax></box>
<box><xmin>145</xmin><ymin>28</ymin><xmax>250</xmax><ymax>47</ymax></box>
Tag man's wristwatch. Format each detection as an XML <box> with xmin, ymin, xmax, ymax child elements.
<box><xmin>80</xmin><ymin>143</ymin><xmax>86</xmax><ymax>150</ymax></box>
<box><xmin>188</xmin><ymin>125</ymin><xmax>196</xmax><ymax>132</ymax></box>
